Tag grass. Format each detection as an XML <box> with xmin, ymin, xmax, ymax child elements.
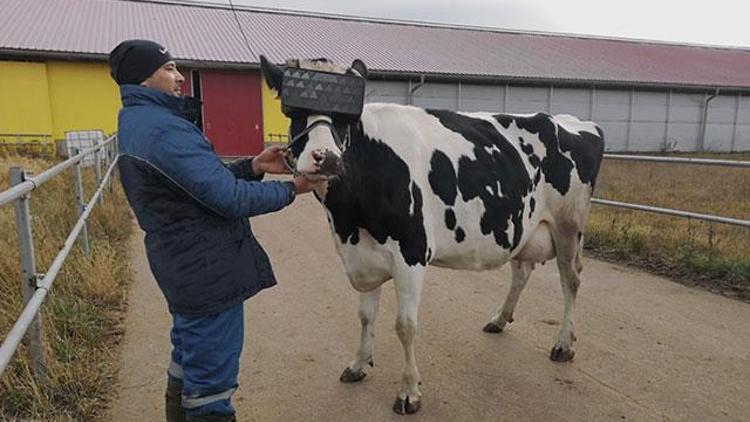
<box><xmin>586</xmin><ymin>152</ymin><xmax>750</xmax><ymax>300</ymax></box>
<box><xmin>0</xmin><ymin>154</ymin><xmax>133</xmax><ymax>421</ymax></box>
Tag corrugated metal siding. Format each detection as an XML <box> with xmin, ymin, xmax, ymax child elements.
<box><xmin>0</xmin><ymin>60</ymin><xmax>118</xmax><ymax>140</ymax></box>
<box><xmin>737</xmin><ymin>96</ymin><xmax>750</xmax><ymax>150</ymax></box>
<box><xmin>0</xmin><ymin>61</ymin><xmax>54</xmax><ymax>135</ymax></box>
<box><xmin>2</xmin><ymin>0</ymin><xmax>750</xmax><ymax>89</ymax></box>
<box><xmin>364</xmin><ymin>79</ymin><xmax>750</xmax><ymax>151</ymax></box>
<box><xmin>460</xmin><ymin>84</ymin><xmax>505</xmax><ymax>113</ymax></box>
<box><xmin>46</xmin><ymin>61</ymin><xmax>120</xmax><ymax>140</ymax></box>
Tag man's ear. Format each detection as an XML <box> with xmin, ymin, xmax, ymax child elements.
<box><xmin>260</xmin><ymin>55</ymin><xmax>284</xmax><ymax>94</ymax></box>
<box><xmin>351</xmin><ymin>59</ymin><xmax>368</xmax><ymax>79</ymax></box>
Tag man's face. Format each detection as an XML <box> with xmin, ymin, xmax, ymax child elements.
<box><xmin>142</xmin><ymin>61</ymin><xmax>185</xmax><ymax>97</ymax></box>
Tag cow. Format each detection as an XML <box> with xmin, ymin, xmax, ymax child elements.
<box><xmin>260</xmin><ymin>56</ymin><xmax>605</xmax><ymax>415</ymax></box>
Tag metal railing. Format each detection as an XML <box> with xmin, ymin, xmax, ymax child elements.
<box><xmin>593</xmin><ymin>153</ymin><xmax>750</xmax><ymax>227</ymax></box>
<box><xmin>0</xmin><ymin>135</ymin><xmax>119</xmax><ymax>379</ymax></box>
<box><xmin>602</xmin><ymin>153</ymin><xmax>750</xmax><ymax>168</ymax></box>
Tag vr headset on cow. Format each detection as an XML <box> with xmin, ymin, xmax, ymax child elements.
<box><xmin>279</xmin><ymin>59</ymin><xmax>367</xmax><ymax>121</ymax></box>
<box><xmin>261</xmin><ymin>56</ymin><xmax>367</xmax><ymax>174</ymax></box>
<box><xmin>278</xmin><ymin>58</ymin><xmax>367</xmax><ymax>174</ymax></box>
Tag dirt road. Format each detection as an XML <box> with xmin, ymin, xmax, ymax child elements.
<box><xmin>109</xmin><ymin>193</ymin><xmax>750</xmax><ymax>421</ymax></box>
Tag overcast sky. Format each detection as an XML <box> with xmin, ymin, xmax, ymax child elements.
<box><xmin>196</xmin><ymin>0</ymin><xmax>750</xmax><ymax>48</ymax></box>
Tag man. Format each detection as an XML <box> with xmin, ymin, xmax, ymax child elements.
<box><xmin>109</xmin><ymin>39</ymin><xmax>319</xmax><ymax>422</ymax></box>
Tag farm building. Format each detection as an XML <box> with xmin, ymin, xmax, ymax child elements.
<box><xmin>1</xmin><ymin>0</ymin><xmax>750</xmax><ymax>156</ymax></box>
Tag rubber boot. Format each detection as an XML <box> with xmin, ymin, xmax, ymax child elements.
<box><xmin>166</xmin><ymin>378</ymin><xmax>186</xmax><ymax>422</ymax></box>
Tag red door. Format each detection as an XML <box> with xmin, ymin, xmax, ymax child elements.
<box><xmin>201</xmin><ymin>70</ymin><xmax>264</xmax><ymax>156</ymax></box>
<box><xmin>179</xmin><ymin>67</ymin><xmax>192</xmax><ymax>98</ymax></box>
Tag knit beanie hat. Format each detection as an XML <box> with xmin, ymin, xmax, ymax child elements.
<box><xmin>108</xmin><ymin>39</ymin><xmax>173</xmax><ymax>85</ymax></box>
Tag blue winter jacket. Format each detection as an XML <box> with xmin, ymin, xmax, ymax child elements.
<box><xmin>116</xmin><ymin>84</ymin><xmax>294</xmax><ymax>317</ymax></box>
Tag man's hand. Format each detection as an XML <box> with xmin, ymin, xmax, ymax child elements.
<box><xmin>291</xmin><ymin>174</ymin><xmax>324</xmax><ymax>194</ymax></box>
<box><xmin>252</xmin><ymin>146</ymin><xmax>292</xmax><ymax>175</ymax></box>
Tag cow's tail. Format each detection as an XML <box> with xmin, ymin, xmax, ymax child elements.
<box><xmin>577</xmin><ymin>125</ymin><xmax>604</xmax><ymax>274</ymax></box>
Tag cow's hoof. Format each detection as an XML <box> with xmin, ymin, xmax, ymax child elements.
<box><xmin>339</xmin><ymin>367</ymin><xmax>367</xmax><ymax>383</ymax></box>
<box><xmin>550</xmin><ymin>346</ymin><xmax>575</xmax><ymax>362</ymax></box>
<box><xmin>482</xmin><ymin>322</ymin><xmax>503</xmax><ymax>333</ymax></box>
<box><xmin>393</xmin><ymin>396</ymin><xmax>421</xmax><ymax>415</ymax></box>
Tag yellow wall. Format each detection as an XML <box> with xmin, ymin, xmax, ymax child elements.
<box><xmin>46</xmin><ymin>61</ymin><xmax>120</xmax><ymax>140</ymax></box>
<box><xmin>261</xmin><ymin>81</ymin><xmax>290</xmax><ymax>143</ymax></box>
<box><xmin>3</xmin><ymin>60</ymin><xmax>291</xmax><ymax>146</ymax></box>
<box><xmin>0</xmin><ymin>60</ymin><xmax>119</xmax><ymax>143</ymax></box>
<box><xmin>0</xmin><ymin>61</ymin><xmax>54</xmax><ymax>135</ymax></box>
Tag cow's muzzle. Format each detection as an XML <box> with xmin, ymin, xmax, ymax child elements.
<box><xmin>284</xmin><ymin>119</ymin><xmax>350</xmax><ymax>177</ymax></box>
<box><xmin>313</xmin><ymin>150</ymin><xmax>344</xmax><ymax>176</ymax></box>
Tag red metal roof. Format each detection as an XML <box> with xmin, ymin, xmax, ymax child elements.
<box><xmin>2</xmin><ymin>0</ymin><xmax>750</xmax><ymax>89</ymax></box>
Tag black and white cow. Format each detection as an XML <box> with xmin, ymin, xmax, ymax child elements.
<box><xmin>261</xmin><ymin>56</ymin><xmax>605</xmax><ymax>415</ymax></box>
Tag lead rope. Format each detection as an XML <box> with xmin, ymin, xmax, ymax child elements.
<box><xmin>282</xmin><ymin>133</ymin><xmax>299</xmax><ymax>177</ymax></box>
<box><xmin>343</xmin><ymin>125</ymin><xmax>352</xmax><ymax>150</ymax></box>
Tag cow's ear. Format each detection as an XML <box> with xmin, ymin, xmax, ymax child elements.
<box><xmin>351</xmin><ymin>59</ymin><xmax>368</xmax><ymax>79</ymax></box>
<box><xmin>260</xmin><ymin>55</ymin><xmax>284</xmax><ymax>94</ymax></box>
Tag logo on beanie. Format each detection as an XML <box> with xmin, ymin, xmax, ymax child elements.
<box><xmin>159</xmin><ymin>48</ymin><xmax>168</xmax><ymax>54</ymax></box>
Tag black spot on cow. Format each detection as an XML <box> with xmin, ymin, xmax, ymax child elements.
<box><xmin>496</xmin><ymin>113</ymin><xmax>604</xmax><ymax>194</ymax></box>
<box><xmin>495</xmin><ymin>114</ymin><xmax>514</xmax><ymax>129</ymax></box>
<box><xmin>445</xmin><ymin>208</ymin><xmax>456</xmax><ymax>230</ymax></box>
<box><xmin>557</xmin><ymin>125</ymin><xmax>605</xmax><ymax>189</ymax></box>
<box><xmin>519</xmin><ymin>137</ymin><xmax>533</xmax><ymax>155</ymax></box>
<box><xmin>518</xmin><ymin>136</ymin><xmax>541</xmax><ymax>168</ymax></box>
<box><xmin>455</xmin><ymin>227</ymin><xmax>466</xmax><ymax>243</ymax></box>
<box><xmin>429</xmin><ymin>150</ymin><xmax>457</xmax><ymax>206</ymax></box>
<box><xmin>499</xmin><ymin>113</ymin><xmax>574</xmax><ymax>195</ymax></box>
<box><xmin>324</xmin><ymin>129</ymin><xmax>428</xmax><ymax>266</ymax></box>
<box><xmin>427</xmin><ymin>109</ymin><xmax>532</xmax><ymax>250</ymax></box>
<box><xmin>529</xmin><ymin>197</ymin><xmax>536</xmax><ymax>218</ymax></box>
<box><xmin>349</xmin><ymin>230</ymin><xmax>359</xmax><ymax>245</ymax></box>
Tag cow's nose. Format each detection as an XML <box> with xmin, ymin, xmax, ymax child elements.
<box><xmin>312</xmin><ymin>149</ymin><xmax>325</xmax><ymax>165</ymax></box>
<box><xmin>318</xmin><ymin>151</ymin><xmax>343</xmax><ymax>175</ymax></box>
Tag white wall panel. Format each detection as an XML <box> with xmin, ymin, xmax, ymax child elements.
<box><xmin>459</xmin><ymin>84</ymin><xmax>504</xmax><ymax>112</ymax></box>
<box><xmin>362</xmin><ymin>79</ymin><xmax>750</xmax><ymax>151</ymax></box>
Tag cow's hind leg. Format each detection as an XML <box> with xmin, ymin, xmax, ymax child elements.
<box><xmin>550</xmin><ymin>228</ymin><xmax>583</xmax><ymax>362</ymax></box>
<box><xmin>392</xmin><ymin>266</ymin><xmax>425</xmax><ymax>415</ymax></box>
<box><xmin>483</xmin><ymin>260</ymin><xmax>534</xmax><ymax>333</ymax></box>
<box><xmin>341</xmin><ymin>287</ymin><xmax>382</xmax><ymax>383</ymax></box>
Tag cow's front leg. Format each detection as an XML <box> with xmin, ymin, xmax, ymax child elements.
<box><xmin>340</xmin><ymin>287</ymin><xmax>381</xmax><ymax>383</ymax></box>
<box><xmin>392</xmin><ymin>266</ymin><xmax>425</xmax><ymax>415</ymax></box>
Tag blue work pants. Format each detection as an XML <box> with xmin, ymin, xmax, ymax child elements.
<box><xmin>167</xmin><ymin>303</ymin><xmax>244</xmax><ymax>417</ymax></box>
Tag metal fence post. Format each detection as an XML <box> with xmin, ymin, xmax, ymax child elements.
<box><xmin>9</xmin><ymin>167</ymin><xmax>47</xmax><ymax>380</ymax></box>
<box><xmin>95</xmin><ymin>142</ymin><xmax>103</xmax><ymax>204</ymax></box>
<box><xmin>102</xmin><ymin>141</ymin><xmax>110</xmax><ymax>178</ymax></box>
<box><xmin>109</xmin><ymin>139</ymin><xmax>117</xmax><ymax>193</ymax></box>
<box><xmin>71</xmin><ymin>148</ymin><xmax>91</xmax><ymax>256</ymax></box>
